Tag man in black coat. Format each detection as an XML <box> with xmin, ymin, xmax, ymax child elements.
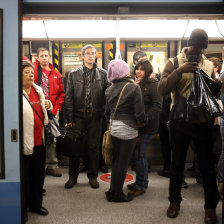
<box><xmin>65</xmin><ymin>45</ymin><xmax>110</xmax><ymax>189</ymax></box>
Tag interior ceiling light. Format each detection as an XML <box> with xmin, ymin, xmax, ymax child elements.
<box><xmin>22</xmin><ymin>20</ymin><xmax>47</xmax><ymax>39</ymax></box>
<box><xmin>22</xmin><ymin>19</ymin><xmax>224</xmax><ymax>40</ymax></box>
<box><xmin>185</xmin><ymin>20</ymin><xmax>224</xmax><ymax>38</ymax></box>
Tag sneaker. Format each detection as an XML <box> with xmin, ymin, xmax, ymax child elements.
<box><xmin>157</xmin><ymin>169</ymin><xmax>170</xmax><ymax>178</ymax></box>
<box><xmin>64</xmin><ymin>178</ymin><xmax>77</xmax><ymax>189</ymax></box>
<box><xmin>181</xmin><ymin>180</ymin><xmax>189</xmax><ymax>188</ymax></box>
<box><xmin>128</xmin><ymin>188</ymin><xmax>145</xmax><ymax>197</ymax></box>
<box><xmin>46</xmin><ymin>168</ymin><xmax>62</xmax><ymax>177</ymax></box>
<box><xmin>167</xmin><ymin>201</ymin><xmax>180</xmax><ymax>218</ymax></box>
<box><xmin>89</xmin><ymin>178</ymin><xmax>99</xmax><ymax>189</ymax></box>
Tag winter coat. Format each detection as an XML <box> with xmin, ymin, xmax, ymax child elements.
<box><xmin>23</xmin><ymin>84</ymin><xmax>49</xmax><ymax>155</ymax></box>
<box><xmin>65</xmin><ymin>65</ymin><xmax>110</xmax><ymax>122</ymax></box>
<box><xmin>34</xmin><ymin>60</ymin><xmax>65</xmax><ymax>116</ymax></box>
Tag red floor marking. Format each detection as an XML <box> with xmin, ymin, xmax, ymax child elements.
<box><xmin>100</xmin><ymin>173</ymin><xmax>134</xmax><ymax>183</ymax></box>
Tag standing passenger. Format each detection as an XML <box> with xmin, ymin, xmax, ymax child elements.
<box><xmin>105</xmin><ymin>59</ymin><xmax>145</xmax><ymax>202</ymax></box>
<box><xmin>34</xmin><ymin>47</ymin><xmax>65</xmax><ymax>177</ymax></box>
<box><xmin>127</xmin><ymin>59</ymin><xmax>162</xmax><ymax>197</ymax></box>
<box><xmin>23</xmin><ymin>60</ymin><xmax>51</xmax><ymax>219</ymax></box>
<box><xmin>158</xmin><ymin>28</ymin><xmax>220</xmax><ymax>224</ymax></box>
<box><xmin>65</xmin><ymin>45</ymin><xmax>109</xmax><ymax>189</ymax></box>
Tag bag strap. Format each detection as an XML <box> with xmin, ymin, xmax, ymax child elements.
<box><xmin>109</xmin><ymin>82</ymin><xmax>130</xmax><ymax>129</ymax></box>
<box><xmin>23</xmin><ymin>93</ymin><xmax>45</xmax><ymax>126</ymax></box>
<box><xmin>38</xmin><ymin>66</ymin><xmax>43</xmax><ymax>86</ymax></box>
<box><xmin>173</xmin><ymin>57</ymin><xmax>179</xmax><ymax>70</ymax></box>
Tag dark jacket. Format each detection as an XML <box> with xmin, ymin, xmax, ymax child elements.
<box><xmin>139</xmin><ymin>78</ymin><xmax>163</xmax><ymax>134</ymax></box>
<box><xmin>65</xmin><ymin>65</ymin><xmax>109</xmax><ymax>122</ymax></box>
<box><xmin>105</xmin><ymin>79</ymin><xmax>145</xmax><ymax>124</ymax></box>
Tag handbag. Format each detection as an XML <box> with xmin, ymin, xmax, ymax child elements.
<box><xmin>56</xmin><ymin>127</ymin><xmax>85</xmax><ymax>157</ymax></box>
<box><xmin>23</xmin><ymin>94</ymin><xmax>54</xmax><ymax>146</ymax></box>
<box><xmin>102</xmin><ymin>82</ymin><xmax>130</xmax><ymax>165</ymax></box>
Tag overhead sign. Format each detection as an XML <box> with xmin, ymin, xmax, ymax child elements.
<box><xmin>62</xmin><ymin>42</ymin><xmax>102</xmax><ymax>49</ymax></box>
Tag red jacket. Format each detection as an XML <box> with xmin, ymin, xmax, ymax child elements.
<box><xmin>34</xmin><ymin>60</ymin><xmax>65</xmax><ymax>115</ymax></box>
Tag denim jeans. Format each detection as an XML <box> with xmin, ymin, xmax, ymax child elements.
<box><xmin>135</xmin><ymin>134</ymin><xmax>154</xmax><ymax>190</ymax></box>
<box><xmin>217</xmin><ymin>117</ymin><xmax>224</xmax><ymax>182</ymax></box>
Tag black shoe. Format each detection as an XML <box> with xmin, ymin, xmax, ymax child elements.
<box><xmin>105</xmin><ymin>191</ymin><xmax>114</xmax><ymax>202</ymax></box>
<box><xmin>64</xmin><ymin>177</ymin><xmax>77</xmax><ymax>189</ymax></box>
<box><xmin>30</xmin><ymin>207</ymin><xmax>49</xmax><ymax>216</ymax></box>
<box><xmin>113</xmin><ymin>193</ymin><xmax>133</xmax><ymax>203</ymax></box>
<box><xmin>167</xmin><ymin>202</ymin><xmax>180</xmax><ymax>218</ymax></box>
<box><xmin>181</xmin><ymin>180</ymin><xmax>189</xmax><ymax>188</ymax></box>
<box><xmin>100</xmin><ymin>165</ymin><xmax>108</xmax><ymax>173</ymax></box>
<box><xmin>89</xmin><ymin>178</ymin><xmax>99</xmax><ymax>189</ymax></box>
<box><xmin>42</xmin><ymin>188</ymin><xmax>46</xmax><ymax>195</ymax></box>
<box><xmin>158</xmin><ymin>169</ymin><xmax>170</xmax><ymax>178</ymax></box>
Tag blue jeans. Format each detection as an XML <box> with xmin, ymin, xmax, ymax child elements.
<box><xmin>217</xmin><ymin>117</ymin><xmax>224</xmax><ymax>182</ymax></box>
<box><xmin>135</xmin><ymin>134</ymin><xmax>154</xmax><ymax>190</ymax></box>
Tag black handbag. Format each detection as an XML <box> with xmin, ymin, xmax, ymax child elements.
<box><xmin>56</xmin><ymin>127</ymin><xmax>85</xmax><ymax>157</ymax></box>
<box><xmin>23</xmin><ymin>94</ymin><xmax>54</xmax><ymax>146</ymax></box>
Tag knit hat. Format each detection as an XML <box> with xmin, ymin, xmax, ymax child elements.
<box><xmin>107</xmin><ymin>59</ymin><xmax>130</xmax><ymax>83</ymax></box>
<box><xmin>187</xmin><ymin>28</ymin><xmax>208</xmax><ymax>49</ymax></box>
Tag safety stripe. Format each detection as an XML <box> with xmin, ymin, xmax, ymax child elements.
<box><xmin>52</xmin><ymin>42</ymin><xmax>59</xmax><ymax>72</ymax></box>
<box><xmin>109</xmin><ymin>43</ymin><xmax>114</xmax><ymax>61</ymax></box>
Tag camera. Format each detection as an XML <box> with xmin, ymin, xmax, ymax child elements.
<box><xmin>188</xmin><ymin>55</ymin><xmax>199</xmax><ymax>63</ymax></box>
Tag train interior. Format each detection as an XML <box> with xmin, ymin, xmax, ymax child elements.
<box><xmin>20</xmin><ymin>13</ymin><xmax>224</xmax><ymax>224</ymax></box>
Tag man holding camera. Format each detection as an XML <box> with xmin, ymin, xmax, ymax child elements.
<box><xmin>158</xmin><ymin>29</ymin><xmax>221</xmax><ymax>224</ymax></box>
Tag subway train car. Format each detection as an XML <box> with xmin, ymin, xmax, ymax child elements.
<box><xmin>0</xmin><ymin>0</ymin><xmax>224</xmax><ymax>224</ymax></box>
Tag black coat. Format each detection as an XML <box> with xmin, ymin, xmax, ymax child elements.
<box><xmin>105</xmin><ymin>79</ymin><xmax>145</xmax><ymax>124</ymax></box>
<box><xmin>65</xmin><ymin>65</ymin><xmax>110</xmax><ymax>122</ymax></box>
<box><xmin>139</xmin><ymin>78</ymin><xmax>163</xmax><ymax>134</ymax></box>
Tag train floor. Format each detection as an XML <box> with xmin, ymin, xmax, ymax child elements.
<box><xmin>27</xmin><ymin>166</ymin><xmax>222</xmax><ymax>224</ymax></box>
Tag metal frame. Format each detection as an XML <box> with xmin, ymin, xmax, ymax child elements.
<box><xmin>0</xmin><ymin>8</ymin><xmax>5</xmax><ymax>179</ymax></box>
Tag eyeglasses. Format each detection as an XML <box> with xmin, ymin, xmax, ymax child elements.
<box><xmin>84</xmin><ymin>52</ymin><xmax>96</xmax><ymax>56</ymax></box>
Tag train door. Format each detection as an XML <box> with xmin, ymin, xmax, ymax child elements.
<box><xmin>0</xmin><ymin>0</ymin><xmax>23</xmax><ymax>224</ymax></box>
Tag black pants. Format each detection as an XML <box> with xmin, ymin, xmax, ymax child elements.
<box><xmin>109</xmin><ymin>136</ymin><xmax>136</xmax><ymax>194</ymax></box>
<box><xmin>158</xmin><ymin>122</ymin><xmax>171</xmax><ymax>170</ymax></box>
<box><xmin>24</xmin><ymin>145</ymin><xmax>46</xmax><ymax>210</ymax></box>
<box><xmin>69</xmin><ymin>115</ymin><xmax>102</xmax><ymax>179</ymax></box>
<box><xmin>169</xmin><ymin>121</ymin><xmax>219</xmax><ymax>209</ymax></box>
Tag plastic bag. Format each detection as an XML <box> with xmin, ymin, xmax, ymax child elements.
<box><xmin>187</xmin><ymin>68</ymin><xmax>222</xmax><ymax>123</ymax></box>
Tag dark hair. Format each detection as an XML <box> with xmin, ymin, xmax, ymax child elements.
<box><xmin>37</xmin><ymin>47</ymin><xmax>50</xmax><ymax>56</ymax></box>
<box><xmin>22</xmin><ymin>60</ymin><xmax>34</xmax><ymax>70</ymax></box>
<box><xmin>81</xmin><ymin>45</ymin><xmax>96</xmax><ymax>56</ymax></box>
<box><xmin>134</xmin><ymin>59</ymin><xmax>153</xmax><ymax>83</ymax></box>
<box><xmin>209</xmin><ymin>57</ymin><xmax>222</xmax><ymax>73</ymax></box>
<box><xmin>133</xmin><ymin>51</ymin><xmax>147</xmax><ymax>62</ymax></box>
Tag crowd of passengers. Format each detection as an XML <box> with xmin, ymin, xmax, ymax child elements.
<box><xmin>22</xmin><ymin>28</ymin><xmax>224</xmax><ymax>224</ymax></box>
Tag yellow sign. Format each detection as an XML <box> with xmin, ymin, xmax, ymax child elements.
<box><xmin>62</xmin><ymin>42</ymin><xmax>102</xmax><ymax>49</ymax></box>
<box><xmin>136</xmin><ymin>42</ymin><xmax>167</xmax><ymax>48</ymax></box>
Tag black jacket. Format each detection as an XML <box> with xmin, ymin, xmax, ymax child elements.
<box><xmin>139</xmin><ymin>78</ymin><xmax>163</xmax><ymax>134</ymax></box>
<box><xmin>65</xmin><ymin>65</ymin><xmax>110</xmax><ymax>122</ymax></box>
<box><xmin>105</xmin><ymin>79</ymin><xmax>145</xmax><ymax>124</ymax></box>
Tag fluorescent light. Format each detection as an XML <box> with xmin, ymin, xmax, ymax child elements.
<box><xmin>23</xmin><ymin>20</ymin><xmax>47</xmax><ymax>39</ymax></box>
<box><xmin>44</xmin><ymin>20</ymin><xmax>116</xmax><ymax>39</ymax></box>
<box><xmin>119</xmin><ymin>20</ymin><xmax>189</xmax><ymax>39</ymax></box>
<box><xmin>185</xmin><ymin>20</ymin><xmax>223</xmax><ymax>38</ymax></box>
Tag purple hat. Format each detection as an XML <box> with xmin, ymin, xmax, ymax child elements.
<box><xmin>107</xmin><ymin>59</ymin><xmax>130</xmax><ymax>83</ymax></box>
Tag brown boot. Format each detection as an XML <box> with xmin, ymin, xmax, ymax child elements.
<box><xmin>204</xmin><ymin>209</ymin><xmax>217</xmax><ymax>224</ymax></box>
<box><xmin>128</xmin><ymin>188</ymin><xmax>145</xmax><ymax>197</ymax></box>
<box><xmin>167</xmin><ymin>201</ymin><xmax>180</xmax><ymax>218</ymax></box>
<box><xmin>46</xmin><ymin>168</ymin><xmax>62</xmax><ymax>177</ymax></box>
<box><xmin>218</xmin><ymin>182</ymin><xmax>223</xmax><ymax>200</ymax></box>
<box><xmin>127</xmin><ymin>183</ymin><xmax>135</xmax><ymax>190</ymax></box>
<box><xmin>89</xmin><ymin>178</ymin><xmax>99</xmax><ymax>189</ymax></box>
<box><xmin>64</xmin><ymin>177</ymin><xmax>77</xmax><ymax>189</ymax></box>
